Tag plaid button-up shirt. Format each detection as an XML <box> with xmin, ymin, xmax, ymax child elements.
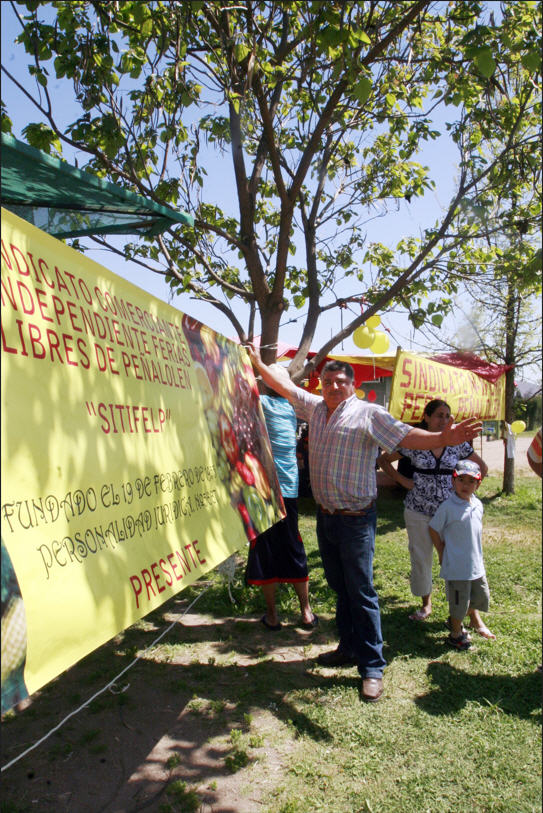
<box><xmin>290</xmin><ymin>390</ymin><xmax>411</xmax><ymax>511</ymax></box>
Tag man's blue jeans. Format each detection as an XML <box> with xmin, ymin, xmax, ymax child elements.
<box><xmin>317</xmin><ymin>506</ymin><xmax>386</xmax><ymax>678</ymax></box>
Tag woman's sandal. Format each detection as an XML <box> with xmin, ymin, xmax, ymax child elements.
<box><xmin>260</xmin><ymin>615</ymin><xmax>282</xmax><ymax>631</ymax></box>
<box><xmin>300</xmin><ymin>613</ymin><xmax>319</xmax><ymax>630</ymax></box>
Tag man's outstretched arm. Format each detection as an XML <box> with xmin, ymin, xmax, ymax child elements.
<box><xmin>399</xmin><ymin>417</ymin><xmax>482</xmax><ymax>450</ymax></box>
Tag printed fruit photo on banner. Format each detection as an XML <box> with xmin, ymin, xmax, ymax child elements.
<box><xmin>1</xmin><ymin>538</ymin><xmax>29</xmax><ymax>714</ymax></box>
<box><xmin>181</xmin><ymin>316</ymin><xmax>284</xmax><ymax>544</ymax></box>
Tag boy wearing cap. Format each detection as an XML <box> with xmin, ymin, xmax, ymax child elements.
<box><xmin>429</xmin><ymin>460</ymin><xmax>494</xmax><ymax>650</ymax></box>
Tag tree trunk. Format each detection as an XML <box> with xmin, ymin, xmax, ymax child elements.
<box><xmin>503</xmin><ymin>437</ymin><xmax>515</xmax><ymax>495</ymax></box>
<box><xmin>502</xmin><ymin>282</ymin><xmax>518</xmax><ymax>495</ymax></box>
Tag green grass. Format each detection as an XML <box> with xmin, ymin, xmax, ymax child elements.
<box><xmin>198</xmin><ymin>480</ymin><xmax>541</xmax><ymax>811</ymax></box>
<box><xmin>1</xmin><ymin>478</ymin><xmax>540</xmax><ymax>813</ymax></box>
<box><xmin>480</xmin><ymin>475</ymin><xmax>542</xmax><ymax>531</ymax></box>
<box><xmin>260</xmin><ymin>481</ymin><xmax>541</xmax><ymax>813</ymax></box>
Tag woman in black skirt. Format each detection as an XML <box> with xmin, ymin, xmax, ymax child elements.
<box><xmin>246</xmin><ymin>383</ymin><xmax>318</xmax><ymax>631</ymax></box>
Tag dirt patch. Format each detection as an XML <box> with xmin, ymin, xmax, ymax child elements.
<box><xmin>471</xmin><ymin>434</ymin><xmax>537</xmax><ymax>475</ymax></box>
<box><xmin>1</xmin><ymin>606</ymin><xmax>332</xmax><ymax>812</ymax></box>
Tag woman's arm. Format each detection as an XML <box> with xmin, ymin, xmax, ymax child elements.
<box><xmin>467</xmin><ymin>451</ymin><xmax>488</xmax><ymax>479</ymax></box>
<box><xmin>377</xmin><ymin>451</ymin><xmax>414</xmax><ymax>490</ymax></box>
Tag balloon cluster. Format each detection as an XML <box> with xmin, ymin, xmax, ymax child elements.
<box><xmin>352</xmin><ymin>314</ymin><xmax>390</xmax><ymax>354</ymax></box>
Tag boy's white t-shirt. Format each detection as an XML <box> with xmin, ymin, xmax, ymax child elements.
<box><xmin>429</xmin><ymin>493</ymin><xmax>485</xmax><ymax>581</ymax></box>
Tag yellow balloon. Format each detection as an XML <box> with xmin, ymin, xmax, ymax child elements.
<box><xmin>353</xmin><ymin>325</ymin><xmax>375</xmax><ymax>349</ymax></box>
<box><xmin>370</xmin><ymin>331</ymin><xmax>390</xmax><ymax>354</ymax></box>
<box><xmin>357</xmin><ymin>389</ymin><xmax>366</xmax><ymax>399</ymax></box>
<box><xmin>510</xmin><ymin>420</ymin><xmax>526</xmax><ymax>434</ymax></box>
<box><xmin>366</xmin><ymin>314</ymin><xmax>381</xmax><ymax>329</ymax></box>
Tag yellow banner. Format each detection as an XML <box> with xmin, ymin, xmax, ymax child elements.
<box><xmin>1</xmin><ymin>209</ymin><xmax>283</xmax><ymax>712</ymax></box>
<box><xmin>388</xmin><ymin>350</ymin><xmax>506</xmax><ymax>422</ymax></box>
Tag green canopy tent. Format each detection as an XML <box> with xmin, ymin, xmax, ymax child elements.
<box><xmin>1</xmin><ymin>133</ymin><xmax>193</xmax><ymax>238</ymax></box>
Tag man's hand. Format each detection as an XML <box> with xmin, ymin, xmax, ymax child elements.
<box><xmin>440</xmin><ymin>417</ymin><xmax>482</xmax><ymax>446</ymax></box>
<box><xmin>244</xmin><ymin>343</ymin><xmax>296</xmax><ymax>400</ymax></box>
<box><xmin>246</xmin><ymin>343</ymin><xmax>262</xmax><ymax>370</ymax></box>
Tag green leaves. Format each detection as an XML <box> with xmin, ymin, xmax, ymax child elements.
<box><xmin>474</xmin><ymin>46</ymin><xmax>496</xmax><ymax>78</ymax></box>
<box><xmin>5</xmin><ymin>0</ymin><xmax>540</xmax><ymax>361</ymax></box>
<box><xmin>350</xmin><ymin>77</ymin><xmax>372</xmax><ymax>104</ymax></box>
<box><xmin>1</xmin><ymin>103</ymin><xmax>13</xmax><ymax>134</ymax></box>
<box><xmin>233</xmin><ymin>43</ymin><xmax>251</xmax><ymax>63</ymax></box>
<box><xmin>141</xmin><ymin>18</ymin><xmax>154</xmax><ymax>39</ymax></box>
<box><xmin>316</xmin><ymin>25</ymin><xmax>348</xmax><ymax>50</ymax></box>
<box><xmin>410</xmin><ymin>308</ymin><xmax>426</xmax><ymax>329</ymax></box>
<box><xmin>521</xmin><ymin>49</ymin><xmax>541</xmax><ymax>73</ymax></box>
<box><xmin>119</xmin><ymin>49</ymin><xmax>146</xmax><ymax>78</ymax></box>
<box><xmin>22</xmin><ymin>123</ymin><xmax>62</xmax><ymax>155</ymax></box>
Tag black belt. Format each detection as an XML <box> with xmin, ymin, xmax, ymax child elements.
<box><xmin>411</xmin><ymin>466</ymin><xmax>454</xmax><ymax>476</ymax></box>
<box><xmin>318</xmin><ymin>501</ymin><xmax>375</xmax><ymax>516</ymax></box>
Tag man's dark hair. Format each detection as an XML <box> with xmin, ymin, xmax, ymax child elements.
<box><xmin>321</xmin><ymin>360</ymin><xmax>354</xmax><ymax>380</ymax></box>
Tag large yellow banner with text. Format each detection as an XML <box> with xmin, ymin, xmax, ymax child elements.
<box><xmin>388</xmin><ymin>350</ymin><xmax>506</xmax><ymax>423</ymax></box>
<box><xmin>1</xmin><ymin>209</ymin><xmax>283</xmax><ymax>713</ymax></box>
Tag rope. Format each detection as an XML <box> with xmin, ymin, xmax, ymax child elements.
<box><xmin>1</xmin><ymin>585</ymin><xmax>211</xmax><ymax>772</ymax></box>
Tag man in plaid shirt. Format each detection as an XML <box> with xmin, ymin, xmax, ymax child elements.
<box><xmin>249</xmin><ymin>349</ymin><xmax>482</xmax><ymax>702</ymax></box>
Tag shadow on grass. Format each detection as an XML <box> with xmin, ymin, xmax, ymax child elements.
<box><xmin>3</xmin><ymin>597</ymin><xmax>539</xmax><ymax>811</ymax></box>
<box><xmin>480</xmin><ymin>491</ymin><xmax>506</xmax><ymax>505</ymax></box>
<box><xmin>415</xmin><ymin>661</ymin><xmax>542</xmax><ymax>720</ymax></box>
<box><xmin>380</xmin><ymin>602</ymin><xmax>453</xmax><ymax>662</ymax></box>
<box><xmin>0</xmin><ymin>612</ymin><xmax>343</xmax><ymax>812</ymax></box>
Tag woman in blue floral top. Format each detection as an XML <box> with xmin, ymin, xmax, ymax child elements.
<box><xmin>378</xmin><ymin>400</ymin><xmax>489</xmax><ymax>630</ymax></box>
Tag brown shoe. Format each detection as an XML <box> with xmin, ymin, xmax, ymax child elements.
<box><xmin>361</xmin><ymin>677</ymin><xmax>383</xmax><ymax>702</ymax></box>
<box><xmin>316</xmin><ymin>647</ymin><xmax>356</xmax><ymax>667</ymax></box>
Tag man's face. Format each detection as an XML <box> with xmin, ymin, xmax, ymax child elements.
<box><xmin>321</xmin><ymin>370</ymin><xmax>355</xmax><ymax>411</ymax></box>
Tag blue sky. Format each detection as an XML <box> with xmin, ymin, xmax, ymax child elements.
<box><xmin>0</xmin><ymin>4</ymin><xmax>475</xmax><ymax>357</ymax></box>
